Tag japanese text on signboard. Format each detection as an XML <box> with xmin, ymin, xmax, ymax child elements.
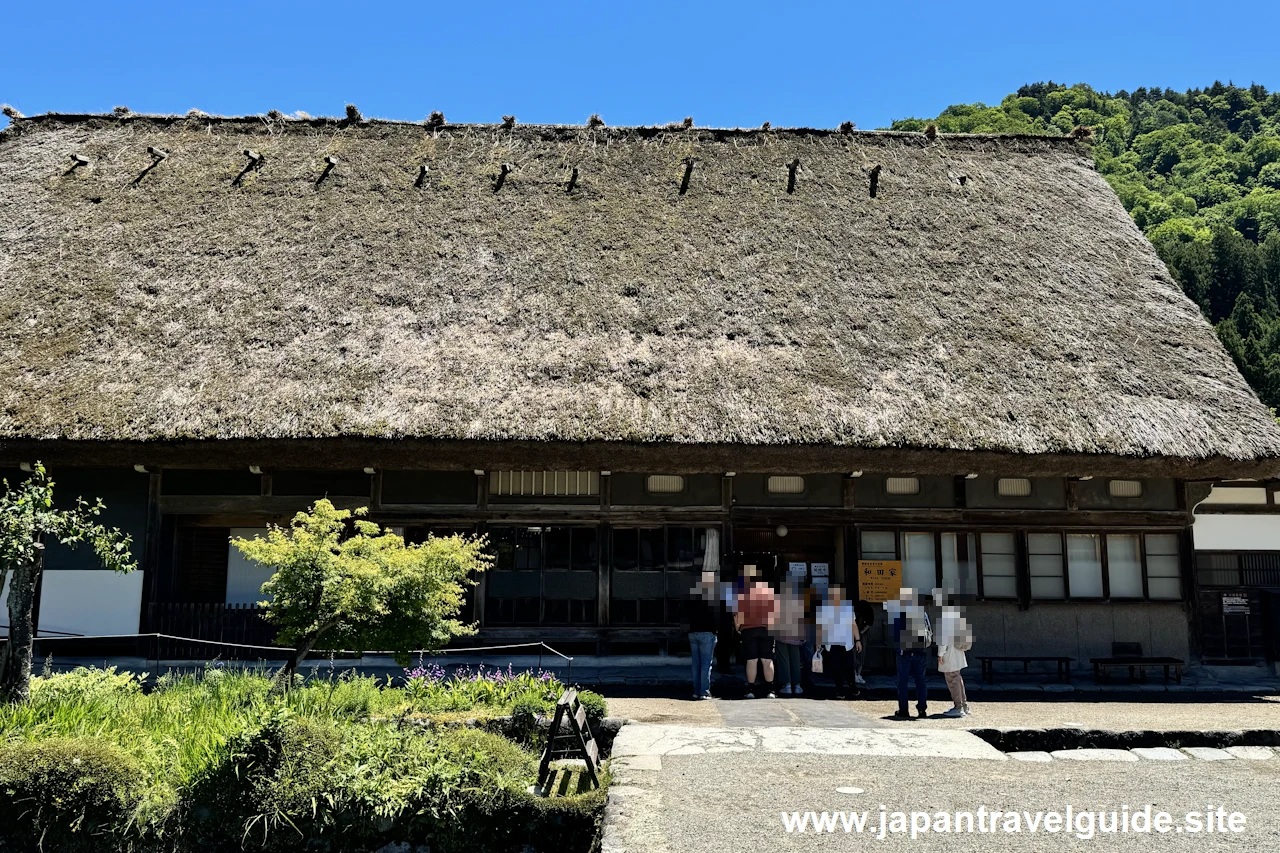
<box><xmin>859</xmin><ymin>560</ymin><xmax>902</xmax><ymax>603</ymax></box>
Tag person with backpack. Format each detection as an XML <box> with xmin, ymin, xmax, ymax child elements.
<box><xmin>935</xmin><ymin>591</ymin><xmax>974</xmax><ymax>717</ymax></box>
<box><xmin>888</xmin><ymin>587</ymin><xmax>931</xmax><ymax>719</ymax></box>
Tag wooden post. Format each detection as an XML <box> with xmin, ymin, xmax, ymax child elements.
<box><xmin>475</xmin><ymin>515</ymin><xmax>488</xmax><ymax>628</ymax></box>
<box><xmin>1065</xmin><ymin>477</ymin><xmax>1080</xmax><ymax>511</ymax></box>
<box><xmin>599</xmin><ymin>472</ymin><xmax>612</xmax><ymax>644</ymax></box>
<box><xmin>1015</xmin><ymin>530</ymin><xmax>1031</xmax><ymax>611</ymax></box>
<box><xmin>138</xmin><ymin>471</ymin><xmax>164</xmax><ymax>634</ymax></box>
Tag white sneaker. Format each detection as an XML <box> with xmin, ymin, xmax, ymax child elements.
<box><xmin>744</xmin><ymin>692</ymin><xmax>756</xmax><ymax>699</ymax></box>
<box><xmin>941</xmin><ymin>707</ymin><xmax>964</xmax><ymax>718</ymax></box>
<box><xmin>793</xmin><ymin>686</ymin><xmax>803</xmax><ymax>695</ymax></box>
<box><xmin>854</xmin><ymin>675</ymin><xmax>867</xmax><ymax>685</ymax></box>
<box><xmin>766</xmin><ymin>692</ymin><xmax>777</xmax><ymax>699</ymax></box>
<box><xmin>962</xmin><ymin>704</ymin><xmax>972</xmax><ymax>716</ymax></box>
<box><xmin>780</xmin><ymin>685</ymin><xmax>793</xmax><ymax>695</ymax></box>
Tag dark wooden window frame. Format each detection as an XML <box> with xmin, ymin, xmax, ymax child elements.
<box><xmin>1195</xmin><ymin>550</ymin><xmax>1280</xmax><ymax>588</ymax></box>
<box><xmin>608</xmin><ymin>524</ymin><xmax>716</xmax><ymax>627</ymax></box>
<box><xmin>483</xmin><ymin>523</ymin><xmax>602</xmax><ymax>628</ymax></box>
<box><xmin>854</xmin><ymin>524</ymin><xmax>1185</xmax><ymax>604</ymax></box>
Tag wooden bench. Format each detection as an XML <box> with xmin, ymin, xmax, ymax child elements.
<box><xmin>975</xmin><ymin>655</ymin><xmax>1074</xmax><ymax>684</ymax></box>
<box><xmin>1091</xmin><ymin>656</ymin><xmax>1184</xmax><ymax>684</ymax></box>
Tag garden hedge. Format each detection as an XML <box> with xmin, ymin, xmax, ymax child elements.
<box><xmin>0</xmin><ymin>667</ymin><xmax>608</xmax><ymax>853</ymax></box>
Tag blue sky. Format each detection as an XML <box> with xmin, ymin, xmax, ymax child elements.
<box><xmin>3</xmin><ymin>1</ymin><xmax>1278</xmax><ymax>132</ymax></box>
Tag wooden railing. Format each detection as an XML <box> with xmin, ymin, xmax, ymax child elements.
<box><xmin>145</xmin><ymin>603</ymin><xmax>280</xmax><ymax>659</ymax></box>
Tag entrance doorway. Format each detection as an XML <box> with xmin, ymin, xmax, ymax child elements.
<box><xmin>731</xmin><ymin>526</ymin><xmax>838</xmax><ymax>589</ymax></box>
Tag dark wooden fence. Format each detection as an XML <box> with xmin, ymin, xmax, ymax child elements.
<box><xmin>145</xmin><ymin>602</ymin><xmax>282</xmax><ymax>660</ymax></box>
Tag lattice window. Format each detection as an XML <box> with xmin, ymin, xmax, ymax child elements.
<box><xmin>489</xmin><ymin>471</ymin><xmax>599</xmax><ymax>497</ymax></box>
<box><xmin>884</xmin><ymin>476</ymin><xmax>920</xmax><ymax>496</ymax></box>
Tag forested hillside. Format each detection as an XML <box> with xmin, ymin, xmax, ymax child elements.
<box><xmin>892</xmin><ymin>82</ymin><xmax>1280</xmax><ymax>412</ymax></box>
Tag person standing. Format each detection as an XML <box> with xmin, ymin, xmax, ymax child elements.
<box><xmin>772</xmin><ymin>578</ymin><xmax>807</xmax><ymax>695</ymax></box>
<box><xmin>889</xmin><ymin>587</ymin><xmax>930</xmax><ymax>719</ymax></box>
<box><xmin>686</xmin><ymin>571</ymin><xmax>722</xmax><ymax>700</ymax></box>
<box><xmin>936</xmin><ymin>596</ymin><xmax>973</xmax><ymax>717</ymax></box>
<box><xmin>717</xmin><ymin>565</ymin><xmax>752</xmax><ymax>675</ymax></box>
<box><xmin>816</xmin><ymin>584</ymin><xmax>862</xmax><ymax>699</ymax></box>
<box><xmin>735</xmin><ymin>576</ymin><xmax>778</xmax><ymax>699</ymax></box>
<box><xmin>853</xmin><ymin>598</ymin><xmax>875</xmax><ymax>687</ymax></box>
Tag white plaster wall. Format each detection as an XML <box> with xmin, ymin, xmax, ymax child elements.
<box><xmin>1200</xmin><ymin>487</ymin><xmax>1269</xmax><ymax>505</ymax></box>
<box><xmin>37</xmin><ymin>571</ymin><xmax>145</xmax><ymax>636</ymax></box>
<box><xmin>226</xmin><ymin>527</ymin><xmax>272</xmax><ymax>606</ymax></box>
<box><xmin>1193</xmin><ymin>515</ymin><xmax>1280</xmax><ymax>551</ymax></box>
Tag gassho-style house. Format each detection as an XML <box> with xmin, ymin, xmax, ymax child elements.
<box><xmin>2</xmin><ymin>109</ymin><xmax>1280</xmax><ymax>672</ymax></box>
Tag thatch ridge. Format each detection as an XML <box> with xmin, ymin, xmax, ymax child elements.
<box><xmin>1</xmin><ymin>111</ymin><xmax>1089</xmax><ymax>148</ymax></box>
<box><xmin>2</xmin><ymin>112</ymin><xmax>1279</xmax><ymax>474</ymax></box>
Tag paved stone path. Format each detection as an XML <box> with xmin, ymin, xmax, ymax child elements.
<box><xmin>611</xmin><ymin>723</ymin><xmax>1007</xmax><ymax>764</ymax></box>
<box><xmin>715</xmin><ymin>697</ymin><xmax>881</xmax><ymax>728</ymax></box>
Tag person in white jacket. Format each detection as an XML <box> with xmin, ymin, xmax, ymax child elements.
<box><xmin>934</xmin><ymin>593</ymin><xmax>973</xmax><ymax>718</ymax></box>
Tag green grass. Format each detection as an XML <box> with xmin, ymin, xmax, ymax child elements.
<box><xmin>0</xmin><ymin>665</ymin><xmax>609</xmax><ymax>853</ymax></box>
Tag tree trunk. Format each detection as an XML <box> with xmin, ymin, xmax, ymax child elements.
<box><xmin>0</xmin><ymin>547</ymin><xmax>41</xmax><ymax>704</ymax></box>
<box><xmin>279</xmin><ymin>632</ymin><xmax>323</xmax><ymax>685</ymax></box>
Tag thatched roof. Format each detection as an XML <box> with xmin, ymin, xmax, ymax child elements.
<box><xmin>1</xmin><ymin>112</ymin><xmax>1278</xmax><ymax>477</ymax></box>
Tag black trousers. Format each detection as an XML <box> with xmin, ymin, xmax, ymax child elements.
<box><xmin>825</xmin><ymin>645</ymin><xmax>859</xmax><ymax>696</ymax></box>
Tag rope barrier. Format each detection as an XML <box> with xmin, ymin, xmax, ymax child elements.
<box><xmin>19</xmin><ymin>633</ymin><xmax>571</xmax><ymax>659</ymax></box>
<box><xmin>13</xmin><ymin>633</ymin><xmax>575</xmax><ymax>679</ymax></box>
<box><xmin>0</xmin><ymin>625</ymin><xmax>84</xmax><ymax>637</ymax></box>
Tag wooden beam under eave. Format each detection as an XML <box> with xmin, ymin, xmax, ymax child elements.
<box><xmin>5</xmin><ymin>438</ymin><xmax>1277</xmax><ymax>481</ymax></box>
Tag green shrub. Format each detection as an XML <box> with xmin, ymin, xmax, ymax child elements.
<box><xmin>0</xmin><ymin>667</ymin><xmax>609</xmax><ymax>852</ymax></box>
<box><xmin>576</xmin><ymin>690</ymin><xmax>608</xmax><ymax>728</ymax></box>
<box><xmin>0</xmin><ymin>737</ymin><xmax>144</xmax><ymax>853</ymax></box>
<box><xmin>507</xmin><ymin>694</ymin><xmax>546</xmax><ymax>746</ymax></box>
<box><xmin>29</xmin><ymin>666</ymin><xmax>140</xmax><ymax>704</ymax></box>
<box><xmin>186</xmin><ymin>708</ymin><xmax>342</xmax><ymax>850</ymax></box>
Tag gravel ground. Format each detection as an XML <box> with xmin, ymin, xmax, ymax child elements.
<box><xmin>606</xmin><ymin>695</ymin><xmax>1280</xmax><ymax>731</ymax></box>
<box><xmin>607</xmin><ymin>696</ymin><xmax>727</xmax><ymax>725</ymax></box>
<box><xmin>638</xmin><ymin>752</ymin><xmax>1280</xmax><ymax>852</ymax></box>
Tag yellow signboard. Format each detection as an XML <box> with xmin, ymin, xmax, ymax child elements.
<box><xmin>858</xmin><ymin>560</ymin><xmax>903</xmax><ymax>603</ymax></box>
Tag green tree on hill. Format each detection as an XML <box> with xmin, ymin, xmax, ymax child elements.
<box><xmin>892</xmin><ymin>81</ymin><xmax>1280</xmax><ymax>409</ymax></box>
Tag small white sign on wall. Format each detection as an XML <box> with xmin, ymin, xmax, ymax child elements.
<box><xmin>788</xmin><ymin>561</ymin><xmax>807</xmax><ymax>578</ymax></box>
<box><xmin>811</xmin><ymin>562</ymin><xmax>830</xmax><ymax>578</ymax></box>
